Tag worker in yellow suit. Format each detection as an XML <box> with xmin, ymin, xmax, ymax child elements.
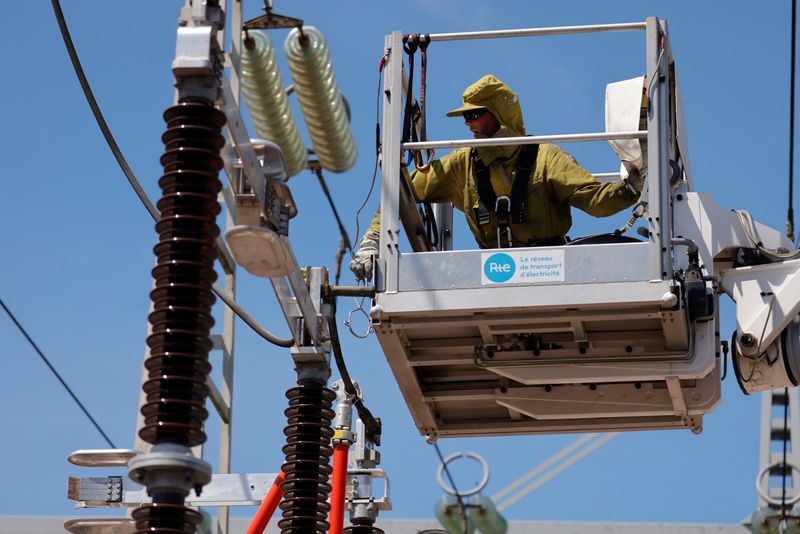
<box><xmin>350</xmin><ymin>74</ymin><xmax>642</xmax><ymax>281</ymax></box>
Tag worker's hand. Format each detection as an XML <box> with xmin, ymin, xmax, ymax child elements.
<box><xmin>349</xmin><ymin>232</ymin><xmax>379</xmax><ymax>282</ymax></box>
<box><xmin>622</xmin><ymin>167</ymin><xmax>644</xmax><ymax>195</ymax></box>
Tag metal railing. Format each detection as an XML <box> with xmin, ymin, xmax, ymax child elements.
<box><xmin>379</xmin><ymin>17</ymin><xmax>673</xmax><ymax>293</ymax></box>
<box><xmin>419</xmin><ymin>22</ymin><xmax>647</xmax><ymax>42</ymax></box>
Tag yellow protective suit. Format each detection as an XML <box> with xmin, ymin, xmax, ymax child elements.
<box><xmin>365</xmin><ymin>74</ymin><xmax>638</xmax><ymax>249</ymax></box>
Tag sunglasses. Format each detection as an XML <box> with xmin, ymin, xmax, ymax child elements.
<box><xmin>462</xmin><ymin>109</ymin><xmax>487</xmax><ymax>121</ymax></box>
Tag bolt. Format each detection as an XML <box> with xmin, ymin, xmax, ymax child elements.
<box><xmin>740</xmin><ymin>333</ymin><xmax>757</xmax><ymax>348</ymax></box>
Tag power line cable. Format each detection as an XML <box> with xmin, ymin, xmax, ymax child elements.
<box><xmin>491</xmin><ymin>433</ymin><xmax>596</xmax><ymax>502</ymax></box>
<box><xmin>781</xmin><ymin>387</ymin><xmax>790</xmax><ymax>521</ymax></box>
<box><xmin>312</xmin><ymin>165</ymin><xmax>353</xmax><ymax>285</ymax></box>
<box><xmin>495</xmin><ymin>432</ymin><xmax>618</xmax><ymax>512</ymax></box>
<box><xmin>353</xmin><ymin>58</ymin><xmax>386</xmax><ymax>249</ymax></box>
<box><xmin>0</xmin><ymin>297</ymin><xmax>116</xmax><ymax>448</ymax></box>
<box><xmin>325</xmin><ymin>297</ymin><xmax>382</xmax><ymax>445</ymax></box>
<box><xmin>433</xmin><ymin>442</ymin><xmax>469</xmax><ymax>534</ymax></box>
<box><xmin>50</xmin><ymin>0</ymin><xmax>157</xmax><ymax>220</ymax></box>
<box><xmin>50</xmin><ymin>0</ymin><xmax>293</xmax><ymax>348</ymax></box>
<box><xmin>790</xmin><ymin>0</ymin><xmax>797</xmax><ymax>243</ymax></box>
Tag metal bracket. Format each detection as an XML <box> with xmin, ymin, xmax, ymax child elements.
<box><xmin>172</xmin><ymin>26</ymin><xmax>215</xmax><ymax>75</ymax></box>
<box><xmin>346</xmin><ymin>468</ymin><xmax>392</xmax><ymax>511</ymax></box>
<box><xmin>220</xmin><ymin>79</ymin><xmax>298</xmax><ymax>229</ymax></box>
<box><xmin>243</xmin><ymin>10</ymin><xmax>303</xmax><ymax>31</ymax></box>
<box><xmin>68</xmin><ymin>473</ymin><xmax>279</xmax><ymax>508</ymax></box>
<box><xmin>721</xmin><ymin>259</ymin><xmax>800</xmax><ymax>357</ymax></box>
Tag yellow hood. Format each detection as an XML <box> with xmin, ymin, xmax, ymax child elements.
<box><xmin>447</xmin><ymin>74</ymin><xmax>525</xmax><ymax>137</ymax></box>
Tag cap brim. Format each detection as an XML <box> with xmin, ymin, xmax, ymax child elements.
<box><xmin>446</xmin><ymin>103</ymin><xmax>487</xmax><ymax>117</ymax></box>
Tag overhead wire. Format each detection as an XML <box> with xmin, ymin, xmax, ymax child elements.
<box><xmin>353</xmin><ymin>52</ymin><xmax>387</xmax><ymax>250</ymax></box>
<box><xmin>50</xmin><ymin>0</ymin><xmax>293</xmax><ymax>348</ymax></box>
<box><xmin>312</xmin><ymin>165</ymin><xmax>353</xmax><ymax>285</ymax></box>
<box><xmin>782</xmin><ymin>0</ymin><xmax>797</xmax><ymax>519</ymax></box>
<box><xmin>495</xmin><ymin>433</ymin><xmax>618</xmax><ymax>512</ymax></box>
<box><xmin>54</xmin><ymin>0</ymin><xmax>385</xmax><ymax>463</ymax></box>
<box><xmin>325</xmin><ymin>296</ymin><xmax>382</xmax><ymax>445</ymax></box>
<box><xmin>735</xmin><ymin>210</ymin><xmax>800</xmax><ymax>261</ymax></box>
<box><xmin>781</xmin><ymin>387</ymin><xmax>790</xmax><ymax>522</ymax></box>
<box><xmin>433</xmin><ymin>442</ymin><xmax>469</xmax><ymax>534</ymax></box>
<box><xmin>789</xmin><ymin>0</ymin><xmax>797</xmax><ymax>243</ymax></box>
<box><xmin>490</xmin><ymin>433</ymin><xmax>596</xmax><ymax>503</ymax></box>
<box><xmin>0</xmin><ymin>297</ymin><xmax>117</xmax><ymax>448</ymax></box>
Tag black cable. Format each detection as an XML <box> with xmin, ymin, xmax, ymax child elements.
<box><xmin>353</xmin><ymin>61</ymin><xmax>385</xmax><ymax>249</ymax></box>
<box><xmin>50</xmin><ymin>0</ymin><xmax>158</xmax><ymax>219</ymax></box>
<box><xmin>433</xmin><ymin>443</ymin><xmax>469</xmax><ymax>534</ymax></box>
<box><xmin>325</xmin><ymin>297</ymin><xmax>382</xmax><ymax>445</ymax></box>
<box><xmin>781</xmin><ymin>387</ymin><xmax>790</xmax><ymax>520</ymax></box>
<box><xmin>0</xmin><ymin>297</ymin><xmax>117</xmax><ymax>448</ymax></box>
<box><xmin>313</xmin><ymin>166</ymin><xmax>353</xmax><ymax>285</ymax></box>
<box><xmin>790</xmin><ymin>0</ymin><xmax>797</xmax><ymax>243</ymax></box>
<box><xmin>50</xmin><ymin>0</ymin><xmax>294</xmax><ymax>348</ymax></box>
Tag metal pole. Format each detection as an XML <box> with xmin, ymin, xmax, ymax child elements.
<box><xmin>379</xmin><ymin>32</ymin><xmax>405</xmax><ymax>294</ymax></box>
<box><xmin>645</xmin><ymin>17</ymin><xmax>668</xmax><ymax>280</ymax></box>
<box><xmin>327</xmin><ymin>285</ymin><xmax>377</xmax><ymax>298</ymax></box>
<box><xmin>402</xmin><ymin>130</ymin><xmax>646</xmax><ymax>151</ymax></box>
<box><xmin>421</xmin><ymin>22</ymin><xmax>646</xmax><ymax>42</ymax></box>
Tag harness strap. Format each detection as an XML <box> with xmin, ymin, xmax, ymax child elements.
<box><xmin>472</xmin><ymin>150</ymin><xmax>495</xmax><ymax>226</ymax></box>
<box><xmin>511</xmin><ymin>143</ymin><xmax>538</xmax><ymax>223</ymax></box>
<box><xmin>412</xmin><ymin>35</ymin><xmax>434</xmax><ymax>171</ymax></box>
<box><xmin>472</xmin><ymin>144</ymin><xmax>539</xmax><ymax>228</ymax></box>
<box><xmin>401</xmin><ymin>35</ymin><xmax>418</xmax><ymax>151</ymax></box>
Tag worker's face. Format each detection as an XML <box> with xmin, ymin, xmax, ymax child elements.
<box><xmin>464</xmin><ymin>109</ymin><xmax>500</xmax><ymax>138</ymax></box>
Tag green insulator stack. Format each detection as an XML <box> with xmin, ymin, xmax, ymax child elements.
<box><xmin>749</xmin><ymin>507</ymin><xmax>800</xmax><ymax>534</ymax></box>
<box><xmin>284</xmin><ymin>25</ymin><xmax>357</xmax><ymax>173</ymax></box>
<box><xmin>468</xmin><ymin>496</ymin><xmax>508</xmax><ymax>534</ymax></box>
<box><xmin>434</xmin><ymin>496</ymin><xmax>476</xmax><ymax>534</ymax></box>
<box><xmin>241</xmin><ymin>30</ymin><xmax>308</xmax><ymax>177</ymax></box>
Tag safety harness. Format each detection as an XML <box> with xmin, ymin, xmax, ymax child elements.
<box><xmin>473</xmin><ymin>143</ymin><xmax>539</xmax><ymax>247</ymax></box>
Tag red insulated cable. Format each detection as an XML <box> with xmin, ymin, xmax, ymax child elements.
<box><xmin>328</xmin><ymin>444</ymin><xmax>350</xmax><ymax>534</ymax></box>
<box><xmin>246</xmin><ymin>470</ymin><xmax>285</xmax><ymax>534</ymax></box>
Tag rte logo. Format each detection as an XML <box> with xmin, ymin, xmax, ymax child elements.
<box><xmin>484</xmin><ymin>253</ymin><xmax>515</xmax><ymax>283</ymax></box>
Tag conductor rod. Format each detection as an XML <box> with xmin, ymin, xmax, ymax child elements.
<box><xmin>416</xmin><ymin>22</ymin><xmax>647</xmax><ymax>42</ymax></box>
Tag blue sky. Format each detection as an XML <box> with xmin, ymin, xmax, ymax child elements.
<box><xmin>1</xmin><ymin>0</ymin><xmax>795</xmax><ymax>525</ymax></box>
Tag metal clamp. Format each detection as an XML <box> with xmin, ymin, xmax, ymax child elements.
<box><xmin>347</xmin><ymin>468</ymin><xmax>392</xmax><ymax>511</ymax></box>
<box><xmin>495</xmin><ymin>195</ymin><xmax>512</xmax><ymax>248</ymax></box>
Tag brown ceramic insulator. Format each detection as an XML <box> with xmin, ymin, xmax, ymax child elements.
<box><xmin>131</xmin><ymin>501</ymin><xmax>203</xmax><ymax>534</ymax></box>
<box><xmin>343</xmin><ymin>518</ymin><xmax>385</xmax><ymax>534</ymax></box>
<box><xmin>140</xmin><ymin>98</ymin><xmax>225</xmax><ymax>449</ymax></box>
<box><xmin>278</xmin><ymin>379</ymin><xmax>336</xmax><ymax>534</ymax></box>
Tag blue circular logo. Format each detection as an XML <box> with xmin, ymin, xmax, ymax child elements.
<box><xmin>484</xmin><ymin>253</ymin><xmax>515</xmax><ymax>283</ymax></box>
